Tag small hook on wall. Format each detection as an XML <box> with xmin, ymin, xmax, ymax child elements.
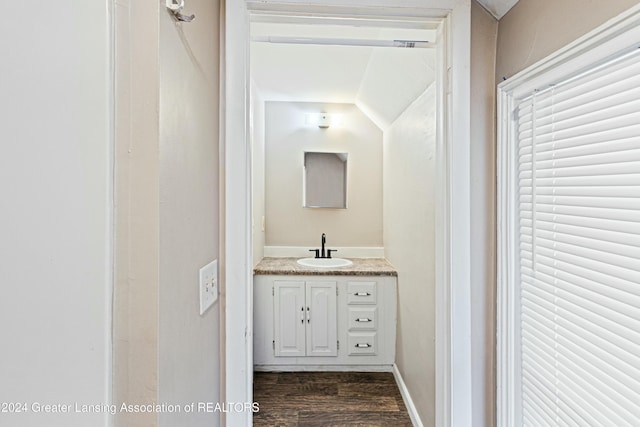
<box><xmin>166</xmin><ymin>0</ymin><xmax>195</xmax><ymax>22</ymax></box>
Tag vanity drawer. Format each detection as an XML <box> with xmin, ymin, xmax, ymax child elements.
<box><xmin>346</xmin><ymin>281</ymin><xmax>377</xmax><ymax>304</ymax></box>
<box><xmin>348</xmin><ymin>307</ymin><xmax>377</xmax><ymax>330</ymax></box>
<box><xmin>347</xmin><ymin>333</ymin><xmax>377</xmax><ymax>355</ymax></box>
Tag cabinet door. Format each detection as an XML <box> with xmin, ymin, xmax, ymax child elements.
<box><xmin>305</xmin><ymin>281</ymin><xmax>338</xmax><ymax>357</ymax></box>
<box><xmin>274</xmin><ymin>281</ymin><xmax>306</xmax><ymax>357</ymax></box>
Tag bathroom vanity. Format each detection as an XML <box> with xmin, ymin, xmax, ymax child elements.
<box><xmin>253</xmin><ymin>258</ymin><xmax>397</xmax><ymax>371</ymax></box>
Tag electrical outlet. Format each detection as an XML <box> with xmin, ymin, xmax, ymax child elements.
<box><xmin>199</xmin><ymin>260</ymin><xmax>218</xmax><ymax>315</ymax></box>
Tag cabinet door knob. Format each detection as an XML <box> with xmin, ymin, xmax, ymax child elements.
<box><xmin>354</xmin><ymin>292</ymin><xmax>371</xmax><ymax>296</ymax></box>
<box><xmin>301</xmin><ymin>306</ymin><xmax>304</xmax><ymax>324</ymax></box>
<box><xmin>355</xmin><ymin>343</ymin><xmax>372</xmax><ymax>348</ymax></box>
<box><xmin>355</xmin><ymin>318</ymin><xmax>371</xmax><ymax>322</ymax></box>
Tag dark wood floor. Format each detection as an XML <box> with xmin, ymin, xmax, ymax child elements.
<box><xmin>253</xmin><ymin>372</ymin><xmax>413</xmax><ymax>426</ymax></box>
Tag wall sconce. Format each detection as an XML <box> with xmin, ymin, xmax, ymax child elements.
<box><xmin>305</xmin><ymin>113</ymin><xmax>344</xmax><ymax>129</ymax></box>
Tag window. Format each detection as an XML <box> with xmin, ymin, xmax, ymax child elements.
<box><xmin>497</xmin><ymin>8</ymin><xmax>640</xmax><ymax>427</ymax></box>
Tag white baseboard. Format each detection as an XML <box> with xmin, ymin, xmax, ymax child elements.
<box><xmin>263</xmin><ymin>246</ymin><xmax>385</xmax><ymax>258</ymax></box>
<box><xmin>254</xmin><ymin>364</ymin><xmax>393</xmax><ymax>372</ymax></box>
<box><xmin>393</xmin><ymin>363</ymin><xmax>424</xmax><ymax>427</ymax></box>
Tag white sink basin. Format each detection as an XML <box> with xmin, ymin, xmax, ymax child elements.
<box><xmin>297</xmin><ymin>257</ymin><xmax>353</xmax><ymax>268</ymax></box>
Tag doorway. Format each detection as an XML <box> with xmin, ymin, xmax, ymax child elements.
<box><xmin>223</xmin><ymin>2</ymin><xmax>472</xmax><ymax>426</ymax></box>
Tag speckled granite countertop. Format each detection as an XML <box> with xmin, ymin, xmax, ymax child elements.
<box><xmin>253</xmin><ymin>257</ymin><xmax>397</xmax><ymax>276</ymax></box>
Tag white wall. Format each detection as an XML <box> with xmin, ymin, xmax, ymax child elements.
<box><xmin>383</xmin><ymin>84</ymin><xmax>437</xmax><ymax>425</ymax></box>
<box><xmin>251</xmin><ymin>83</ymin><xmax>266</xmax><ymax>267</ymax></box>
<box><xmin>0</xmin><ymin>2</ymin><xmax>112</xmax><ymax>426</ymax></box>
<box><xmin>357</xmin><ymin>44</ymin><xmax>436</xmax><ymax>129</ymax></box>
<box><xmin>264</xmin><ymin>101</ymin><xmax>383</xmax><ymax>248</ymax></box>
<box><xmin>158</xmin><ymin>1</ymin><xmax>221</xmax><ymax>426</ymax></box>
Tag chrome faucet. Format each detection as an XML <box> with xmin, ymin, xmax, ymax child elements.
<box><xmin>308</xmin><ymin>233</ymin><xmax>337</xmax><ymax>259</ymax></box>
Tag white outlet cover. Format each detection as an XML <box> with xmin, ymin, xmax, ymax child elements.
<box><xmin>199</xmin><ymin>259</ymin><xmax>218</xmax><ymax>315</ymax></box>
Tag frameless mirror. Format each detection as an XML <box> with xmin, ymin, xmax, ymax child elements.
<box><xmin>303</xmin><ymin>152</ymin><xmax>348</xmax><ymax>209</ymax></box>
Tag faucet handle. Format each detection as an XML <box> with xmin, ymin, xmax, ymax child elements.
<box><xmin>327</xmin><ymin>249</ymin><xmax>337</xmax><ymax>259</ymax></box>
<box><xmin>309</xmin><ymin>249</ymin><xmax>320</xmax><ymax>259</ymax></box>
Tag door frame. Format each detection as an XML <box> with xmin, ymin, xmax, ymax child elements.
<box><xmin>222</xmin><ymin>1</ymin><xmax>472</xmax><ymax>426</ymax></box>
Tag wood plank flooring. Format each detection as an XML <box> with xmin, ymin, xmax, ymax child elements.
<box><xmin>253</xmin><ymin>372</ymin><xmax>413</xmax><ymax>426</ymax></box>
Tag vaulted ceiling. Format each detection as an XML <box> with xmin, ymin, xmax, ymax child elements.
<box><xmin>476</xmin><ymin>0</ymin><xmax>520</xmax><ymax>19</ymax></box>
<box><xmin>250</xmin><ymin>1</ymin><xmax>521</xmax><ymax>128</ymax></box>
<box><xmin>251</xmin><ymin>21</ymin><xmax>437</xmax><ymax>128</ymax></box>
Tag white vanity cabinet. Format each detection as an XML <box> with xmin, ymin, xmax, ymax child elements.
<box><xmin>273</xmin><ymin>280</ymin><xmax>337</xmax><ymax>357</ymax></box>
<box><xmin>254</xmin><ymin>273</ymin><xmax>397</xmax><ymax>371</ymax></box>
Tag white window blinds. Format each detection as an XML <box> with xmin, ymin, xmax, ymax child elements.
<box><xmin>515</xmin><ymin>49</ymin><xmax>640</xmax><ymax>426</ymax></box>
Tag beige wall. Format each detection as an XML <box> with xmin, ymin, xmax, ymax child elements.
<box><xmin>383</xmin><ymin>84</ymin><xmax>437</xmax><ymax>425</ymax></box>
<box><xmin>470</xmin><ymin>2</ymin><xmax>498</xmax><ymax>427</ymax></box>
<box><xmin>114</xmin><ymin>1</ymin><xmax>222</xmax><ymax>426</ymax></box>
<box><xmin>158</xmin><ymin>1</ymin><xmax>221</xmax><ymax>426</ymax></box>
<box><xmin>264</xmin><ymin>101</ymin><xmax>383</xmax><ymax>248</ymax></box>
<box><xmin>113</xmin><ymin>1</ymin><xmax>160</xmax><ymax>426</ymax></box>
<box><xmin>484</xmin><ymin>1</ymin><xmax>640</xmax><ymax>426</ymax></box>
<box><xmin>496</xmin><ymin>0</ymin><xmax>639</xmax><ymax>82</ymax></box>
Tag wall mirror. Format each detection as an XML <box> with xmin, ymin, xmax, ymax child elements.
<box><xmin>303</xmin><ymin>152</ymin><xmax>348</xmax><ymax>209</ymax></box>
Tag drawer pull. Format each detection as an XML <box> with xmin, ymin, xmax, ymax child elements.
<box><xmin>355</xmin><ymin>343</ymin><xmax>372</xmax><ymax>348</ymax></box>
<box><xmin>355</xmin><ymin>318</ymin><xmax>372</xmax><ymax>323</ymax></box>
<box><xmin>354</xmin><ymin>292</ymin><xmax>371</xmax><ymax>296</ymax></box>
